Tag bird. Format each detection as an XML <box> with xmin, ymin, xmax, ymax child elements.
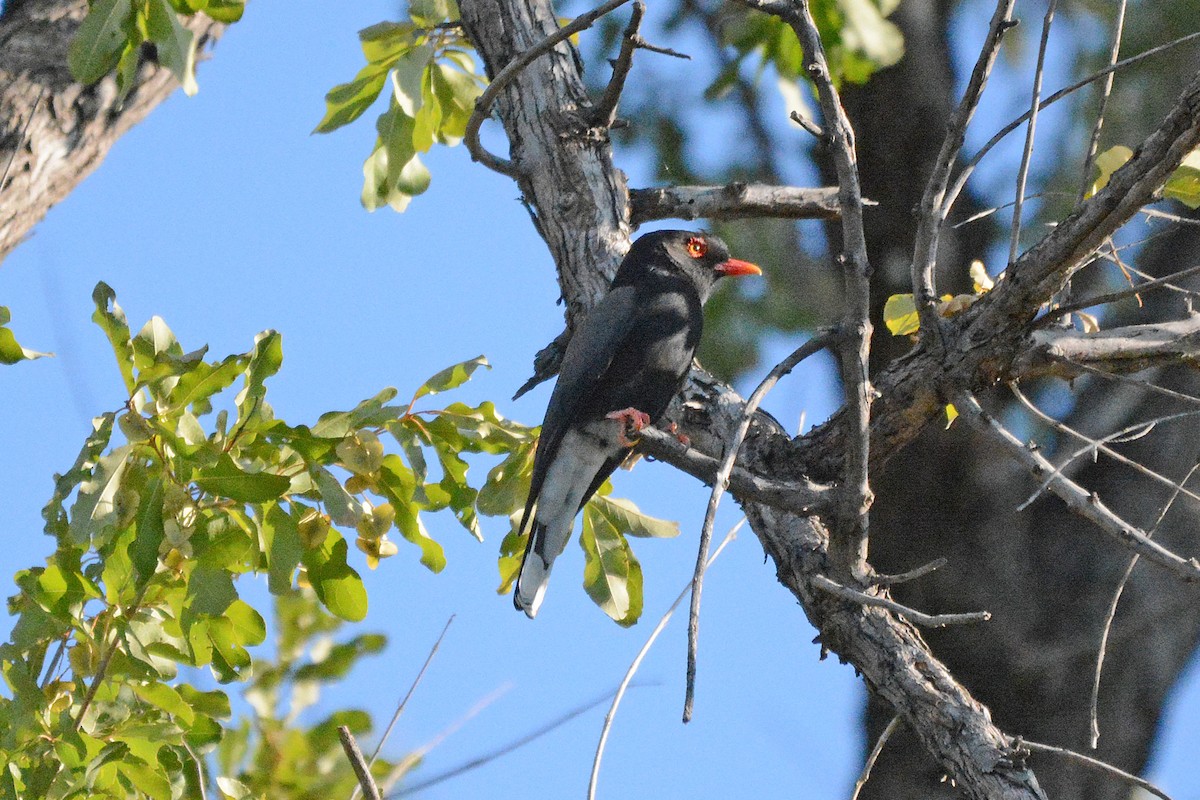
<box><xmin>513</xmin><ymin>229</ymin><xmax>761</xmax><ymax>618</ymax></box>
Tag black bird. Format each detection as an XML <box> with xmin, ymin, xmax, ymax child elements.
<box><xmin>514</xmin><ymin>230</ymin><xmax>761</xmax><ymax>618</ymax></box>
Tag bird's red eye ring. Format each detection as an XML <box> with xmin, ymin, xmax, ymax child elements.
<box><xmin>686</xmin><ymin>236</ymin><xmax>707</xmax><ymax>259</ymax></box>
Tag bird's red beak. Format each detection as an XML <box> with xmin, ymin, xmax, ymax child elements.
<box><xmin>715</xmin><ymin>258</ymin><xmax>763</xmax><ymax>277</ymax></box>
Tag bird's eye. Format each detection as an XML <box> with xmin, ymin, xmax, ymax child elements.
<box><xmin>686</xmin><ymin>237</ymin><xmax>707</xmax><ymax>258</ymax></box>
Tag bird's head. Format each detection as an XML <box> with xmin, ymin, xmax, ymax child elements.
<box><xmin>614</xmin><ymin>230</ymin><xmax>762</xmax><ymax>302</ymax></box>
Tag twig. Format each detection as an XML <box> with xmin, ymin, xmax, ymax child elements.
<box><xmin>74</xmin><ymin>583</ymin><xmax>150</xmax><ymax>728</ymax></box>
<box><xmin>911</xmin><ymin>0</ymin><xmax>1016</xmax><ymax>333</ymax></box>
<box><xmin>956</xmin><ymin>391</ymin><xmax>1200</xmax><ymax>583</ymax></box>
<box><xmin>1088</xmin><ymin>459</ymin><xmax>1200</xmax><ymax>748</ymax></box>
<box><xmin>684</xmin><ymin>329</ymin><xmax>839</xmax><ymax>722</ymax></box>
<box><xmin>1038</xmin><ymin>263</ymin><xmax>1200</xmax><ymax>323</ymax></box>
<box><xmin>629</xmin><ymin>183</ymin><xmax>841</xmax><ymax>225</ymax></box>
<box><xmin>1011</xmin><ymin>382</ymin><xmax>1200</xmax><ymax>508</ymax></box>
<box><xmin>1008</xmin><ymin>0</ymin><xmax>1058</xmax><ymax>266</ymax></box>
<box><xmin>590</xmin><ymin>521</ymin><xmax>742</xmax><ymax>800</ymax></box>
<box><xmin>0</xmin><ymin>86</ymin><xmax>44</xmax><ymax>193</ymax></box>
<box><xmin>1046</xmin><ymin>355</ymin><xmax>1200</xmax><ymax>412</ymax></box>
<box><xmin>340</xmin><ymin>726</ymin><xmax>383</xmax><ymax>800</ymax></box>
<box><xmin>391</xmin><ymin>690</ymin><xmax>617</xmax><ymax>797</ymax></box>
<box><xmin>812</xmin><ymin>574</ymin><xmax>991</xmax><ymax>628</ymax></box>
<box><xmin>638</xmin><ymin>425</ymin><xmax>832</xmax><ymax>514</ymax></box>
<box><xmin>850</xmin><ymin>715</ymin><xmax>902</xmax><ymax>800</ymax></box>
<box><xmin>871</xmin><ymin>557</ymin><xmax>948</xmax><ymax>587</ymax></box>
<box><xmin>464</xmin><ymin>0</ymin><xmax>634</xmax><ymax>177</ymax></box>
<box><xmin>1020</xmin><ymin>738</ymin><xmax>1174</xmax><ymax>800</ymax></box>
<box><xmin>946</xmin><ymin>29</ymin><xmax>1200</xmax><ymax>215</ymax></box>
<box><xmin>789</xmin><ymin>109</ymin><xmax>825</xmax><ymax>140</ymax></box>
<box><xmin>183</xmin><ymin>742</ymin><xmax>209</xmax><ymax>800</ymax></box>
<box><xmin>351</xmin><ymin>616</ymin><xmax>454</xmax><ymax>800</ymax></box>
<box><xmin>591</xmin><ymin>1</ymin><xmax>644</xmax><ymax>127</ymax></box>
<box><xmin>1077</xmin><ymin>0</ymin><xmax>1128</xmax><ymax>203</ymax></box>
<box><xmin>381</xmin><ymin>683</ymin><xmax>512</xmax><ymax>794</ymax></box>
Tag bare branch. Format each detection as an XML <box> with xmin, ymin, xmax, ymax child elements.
<box><xmin>637</xmin><ymin>425</ymin><xmax>832</xmax><ymax>514</ymax></box>
<box><xmin>1016</xmin><ymin>316</ymin><xmax>1200</xmax><ymax>380</ymax></box>
<box><xmin>1008</xmin><ymin>1</ymin><xmax>1058</xmax><ymax>266</ymax></box>
<box><xmin>871</xmin><ymin>557</ymin><xmax>948</xmax><ymax>587</ymax></box>
<box><xmin>956</xmin><ymin>392</ymin><xmax>1200</xmax><ymax>583</ymax></box>
<box><xmin>589</xmin><ymin>521</ymin><xmax>742</xmax><ymax>800</ymax></box>
<box><xmin>1077</xmin><ymin>0</ymin><xmax>1128</xmax><ymax>203</ymax></box>
<box><xmin>339</xmin><ymin>726</ymin><xmax>382</xmax><ymax>800</ymax></box>
<box><xmin>850</xmin><ymin>715</ymin><xmax>902</xmax><ymax>800</ymax></box>
<box><xmin>811</xmin><ymin>574</ymin><xmax>991</xmax><ymax>628</ymax></box>
<box><xmin>1020</xmin><ymin>739</ymin><xmax>1174</xmax><ymax>800</ymax></box>
<box><xmin>464</xmin><ymin>0</ymin><xmax>634</xmax><ymax>177</ymax></box>
<box><xmin>591</xmin><ymin>1</ymin><xmax>644</xmax><ymax>128</ymax></box>
<box><xmin>629</xmin><ymin>183</ymin><xmax>841</xmax><ymax>225</ymax></box>
<box><xmin>685</xmin><ymin>329</ymin><xmax>840</xmax><ymax>722</ymax></box>
<box><xmin>911</xmin><ymin>0</ymin><xmax>1016</xmax><ymax>331</ymax></box>
<box><xmin>1039</xmin><ymin>263</ymin><xmax>1200</xmax><ymax>323</ymax></box>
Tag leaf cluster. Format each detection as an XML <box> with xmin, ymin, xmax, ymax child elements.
<box><xmin>313</xmin><ymin>0</ymin><xmax>486</xmax><ymax>212</ymax></box>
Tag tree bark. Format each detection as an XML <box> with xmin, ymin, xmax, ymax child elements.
<box><xmin>0</xmin><ymin>0</ymin><xmax>225</xmax><ymax>263</ymax></box>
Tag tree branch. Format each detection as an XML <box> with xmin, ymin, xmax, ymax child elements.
<box><xmin>629</xmin><ymin>183</ymin><xmax>841</xmax><ymax>225</ymax></box>
<box><xmin>1015</xmin><ymin>316</ymin><xmax>1200</xmax><ymax>378</ymax></box>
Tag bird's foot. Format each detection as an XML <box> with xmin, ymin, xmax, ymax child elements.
<box><xmin>606</xmin><ymin>407</ymin><xmax>651</xmax><ymax>447</ymax></box>
<box><xmin>667</xmin><ymin>421</ymin><xmax>690</xmax><ymax>448</ymax></box>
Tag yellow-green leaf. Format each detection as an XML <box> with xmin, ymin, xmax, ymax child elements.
<box><xmin>1164</xmin><ymin>148</ymin><xmax>1200</xmax><ymax>209</ymax></box>
<box><xmin>1089</xmin><ymin>145</ymin><xmax>1133</xmax><ymax>197</ymax></box>
<box><xmin>883</xmin><ymin>293</ymin><xmax>920</xmax><ymax>336</ymax></box>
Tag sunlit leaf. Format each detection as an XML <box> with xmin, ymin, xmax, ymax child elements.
<box><xmin>1089</xmin><ymin>145</ymin><xmax>1134</xmax><ymax>197</ymax></box>
<box><xmin>195</xmin><ymin>454</ymin><xmax>289</xmax><ymax>503</ymax></box>
<box><xmin>146</xmin><ymin>0</ymin><xmax>198</xmax><ymax>95</ymax></box>
<box><xmin>68</xmin><ymin>0</ymin><xmax>135</xmax><ymax>84</ymax></box>
<box><xmin>1164</xmin><ymin>148</ymin><xmax>1200</xmax><ymax>209</ymax></box>
<box><xmin>301</xmin><ymin>531</ymin><xmax>368</xmax><ymax>622</ymax></box>
<box><xmin>883</xmin><ymin>293</ymin><xmax>919</xmax><ymax>336</ymax></box>
<box><xmin>580</xmin><ymin>504</ymin><xmax>643</xmax><ymax>626</ymax></box>
<box><xmin>413</xmin><ymin>355</ymin><xmax>489</xmax><ymax>400</ymax></box>
<box><xmin>589</xmin><ymin>494</ymin><xmax>679</xmax><ymax>539</ymax></box>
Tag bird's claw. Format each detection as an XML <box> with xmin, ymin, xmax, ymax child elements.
<box><xmin>667</xmin><ymin>421</ymin><xmax>690</xmax><ymax>447</ymax></box>
<box><xmin>606</xmin><ymin>407</ymin><xmax>651</xmax><ymax>447</ymax></box>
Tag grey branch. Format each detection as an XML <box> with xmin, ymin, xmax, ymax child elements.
<box><xmin>811</xmin><ymin>574</ymin><xmax>992</xmax><ymax>628</ymax></box>
<box><xmin>956</xmin><ymin>392</ymin><xmax>1200</xmax><ymax>583</ymax></box>
<box><xmin>1015</xmin><ymin>316</ymin><xmax>1200</xmax><ymax>378</ymax></box>
<box><xmin>630</xmin><ymin>184</ymin><xmax>841</xmax><ymax>225</ymax></box>
<box><xmin>339</xmin><ymin>726</ymin><xmax>382</xmax><ymax>800</ymax></box>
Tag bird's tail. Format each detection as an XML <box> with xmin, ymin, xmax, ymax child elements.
<box><xmin>514</xmin><ymin>520</ymin><xmax>559</xmax><ymax>619</ymax></box>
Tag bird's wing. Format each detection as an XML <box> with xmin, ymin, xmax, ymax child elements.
<box><xmin>518</xmin><ymin>285</ymin><xmax>639</xmax><ymax>534</ymax></box>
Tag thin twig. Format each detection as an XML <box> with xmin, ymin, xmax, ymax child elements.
<box><xmin>684</xmin><ymin>329</ymin><xmax>839</xmax><ymax>722</ymax></box>
<box><xmin>590</xmin><ymin>521</ymin><xmax>742</xmax><ymax>800</ymax></box>
<box><xmin>1078</xmin><ymin>0</ymin><xmax>1128</xmax><ymax>203</ymax></box>
<box><xmin>74</xmin><ymin>583</ymin><xmax>150</xmax><ymax>728</ymax></box>
<box><xmin>1088</xmin><ymin>458</ymin><xmax>1200</xmax><ymax>748</ymax></box>
<box><xmin>789</xmin><ymin>109</ymin><xmax>825</xmax><ymax>140</ymax></box>
<box><xmin>381</xmin><ymin>683</ymin><xmax>513</xmax><ymax>794</ymax></box>
<box><xmin>183</xmin><ymin>742</ymin><xmax>209</xmax><ymax>800</ymax></box>
<box><xmin>464</xmin><ymin>0</ymin><xmax>634</xmax><ymax>177</ymax></box>
<box><xmin>812</xmin><ymin>574</ymin><xmax>991</xmax><ymax>628</ymax></box>
<box><xmin>956</xmin><ymin>391</ymin><xmax>1200</xmax><ymax>583</ymax></box>
<box><xmin>911</xmin><ymin>0</ymin><xmax>1016</xmax><ymax>332</ymax></box>
<box><xmin>340</xmin><ymin>726</ymin><xmax>383</xmax><ymax>800</ymax></box>
<box><xmin>1038</xmin><ymin>263</ymin><xmax>1200</xmax><ymax>323</ymax></box>
<box><xmin>1048</xmin><ymin>356</ymin><xmax>1200</xmax><ymax>412</ymax></box>
<box><xmin>946</xmin><ymin>29</ymin><xmax>1200</xmax><ymax>215</ymax></box>
<box><xmin>592</xmin><ymin>1</ymin><xmax>644</xmax><ymax>127</ymax></box>
<box><xmin>351</xmin><ymin>616</ymin><xmax>455</xmax><ymax>800</ymax></box>
<box><xmin>1008</xmin><ymin>0</ymin><xmax>1058</xmax><ymax>266</ymax></box>
<box><xmin>1011</xmin><ymin>382</ymin><xmax>1200</xmax><ymax>508</ymax></box>
<box><xmin>391</xmin><ymin>690</ymin><xmax>618</xmax><ymax>797</ymax></box>
<box><xmin>850</xmin><ymin>715</ymin><xmax>902</xmax><ymax>800</ymax></box>
<box><xmin>871</xmin><ymin>557</ymin><xmax>948</xmax><ymax>587</ymax></box>
<box><xmin>1020</xmin><ymin>738</ymin><xmax>1174</xmax><ymax>800</ymax></box>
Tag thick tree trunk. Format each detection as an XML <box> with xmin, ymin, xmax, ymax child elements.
<box><xmin>0</xmin><ymin>0</ymin><xmax>225</xmax><ymax>262</ymax></box>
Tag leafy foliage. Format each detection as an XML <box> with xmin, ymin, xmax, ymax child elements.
<box><xmin>1091</xmin><ymin>145</ymin><xmax>1200</xmax><ymax>209</ymax></box>
<box><xmin>68</xmin><ymin>0</ymin><xmax>243</xmax><ymax>96</ymax></box>
<box><xmin>314</xmin><ymin>1</ymin><xmax>487</xmax><ymax>212</ymax></box>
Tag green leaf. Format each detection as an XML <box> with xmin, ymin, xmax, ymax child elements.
<box><xmin>588</xmin><ymin>494</ymin><xmax>680</xmax><ymax>539</ymax></box>
<box><xmin>377</xmin><ymin>455</ymin><xmax>446</xmax><ymax>571</ymax></box>
<box><xmin>44</xmin><ymin>413</ymin><xmax>117</xmax><ymax>538</ymax></box>
<box><xmin>146</xmin><ymin>0</ymin><xmax>198</xmax><ymax>95</ymax></box>
<box><xmin>495</xmin><ymin>524</ymin><xmax>526</xmax><ymax>593</ymax></box>
<box><xmin>195</xmin><ymin>454</ymin><xmax>290</xmax><ymax>503</ymax></box>
<box><xmin>187</xmin><ymin>565</ymin><xmax>236</xmax><ymax>617</ymax></box>
<box><xmin>223</xmin><ymin>599</ymin><xmax>266</xmax><ymax>646</ymax></box>
<box><xmin>166</xmin><ymin>352</ymin><xmax>249</xmax><ymax>414</ymax></box>
<box><xmin>130</xmin><ymin>682</ymin><xmax>195</xmax><ymax>726</ymax></box>
<box><xmin>411</xmin><ymin>65</ymin><xmax>442</xmax><ymax>152</ymax></box>
<box><xmin>130</xmin><ymin>478</ymin><xmax>165</xmax><ymax>583</ymax></box>
<box><xmin>312</xmin><ymin>386</ymin><xmax>401</xmax><ymax>437</ymax></box>
<box><xmin>413</xmin><ymin>355</ymin><xmax>489</xmax><ymax>400</ymax></box>
<box><xmin>391</xmin><ymin>44</ymin><xmax>433</xmax><ymax>117</ymax></box>
<box><xmin>580</xmin><ymin>504</ymin><xmax>643</xmax><ymax>626</ymax></box>
<box><xmin>314</xmin><ymin>61</ymin><xmax>392</xmax><ymax>134</ymax></box>
<box><xmin>235</xmin><ymin>330</ymin><xmax>283</xmax><ymax>422</ymax></box>
<box><xmin>262</xmin><ymin>502</ymin><xmax>303</xmax><ymax>594</ymax></box>
<box><xmin>477</xmin><ymin>441</ymin><xmax>534</xmax><ymax>516</ymax></box>
<box><xmin>312</xmin><ymin>466</ymin><xmax>364</xmax><ymax>526</ymax></box>
<box><xmin>32</xmin><ymin>563</ymin><xmax>102</xmax><ymax>618</ymax></box>
<box><xmin>359</xmin><ymin>21</ymin><xmax>416</xmax><ymax>63</ymax></box>
<box><xmin>68</xmin><ymin>0</ymin><xmax>136</xmax><ymax>85</ymax></box>
<box><xmin>116</xmin><ymin>758</ymin><xmax>172</xmax><ymax>800</ymax></box>
<box><xmin>294</xmin><ymin>633</ymin><xmax>386</xmax><ymax>682</ymax></box>
<box><xmin>0</xmin><ymin>308</ymin><xmax>52</xmax><ymax>364</ymax></box>
<box><xmin>1165</xmin><ymin>148</ymin><xmax>1200</xmax><ymax>209</ymax></box>
<box><xmin>301</xmin><ymin>532</ymin><xmax>368</xmax><ymax>621</ymax></box>
<box><xmin>92</xmin><ymin>282</ymin><xmax>137</xmax><ymax>394</ymax></box>
<box><xmin>202</xmin><ymin>0</ymin><xmax>244</xmax><ymax>22</ymax></box>
<box><xmin>883</xmin><ymin>293</ymin><xmax>919</xmax><ymax>336</ymax></box>
<box><xmin>68</xmin><ymin>444</ymin><xmax>132</xmax><ymax>545</ymax></box>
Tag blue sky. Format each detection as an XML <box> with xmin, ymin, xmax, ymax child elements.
<box><xmin>1</xmin><ymin>0</ymin><xmax>1196</xmax><ymax>797</ymax></box>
